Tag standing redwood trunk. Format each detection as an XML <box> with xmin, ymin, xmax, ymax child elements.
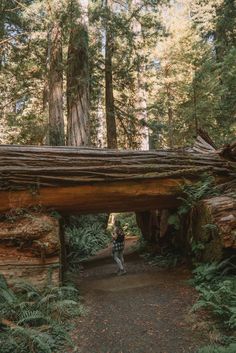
<box><xmin>105</xmin><ymin>0</ymin><xmax>117</xmax><ymax>149</ymax></box>
<box><xmin>48</xmin><ymin>22</ymin><xmax>65</xmax><ymax>146</ymax></box>
<box><xmin>167</xmin><ymin>91</ymin><xmax>173</xmax><ymax>148</ymax></box>
<box><xmin>67</xmin><ymin>4</ymin><xmax>90</xmax><ymax>146</ymax></box>
<box><xmin>132</xmin><ymin>0</ymin><xmax>149</xmax><ymax>150</ymax></box>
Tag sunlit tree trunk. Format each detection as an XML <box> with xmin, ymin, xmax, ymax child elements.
<box><xmin>97</xmin><ymin>91</ymin><xmax>106</xmax><ymax>148</ymax></box>
<box><xmin>104</xmin><ymin>0</ymin><xmax>117</xmax><ymax>149</ymax></box>
<box><xmin>132</xmin><ymin>0</ymin><xmax>149</xmax><ymax>150</ymax></box>
<box><xmin>166</xmin><ymin>86</ymin><xmax>173</xmax><ymax>148</ymax></box>
<box><xmin>48</xmin><ymin>22</ymin><xmax>65</xmax><ymax>146</ymax></box>
<box><xmin>67</xmin><ymin>0</ymin><xmax>90</xmax><ymax>146</ymax></box>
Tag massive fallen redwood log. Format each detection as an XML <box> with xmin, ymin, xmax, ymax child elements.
<box><xmin>0</xmin><ymin>134</ymin><xmax>235</xmax><ymax>283</ymax></box>
<box><xmin>0</xmin><ymin>212</ymin><xmax>60</xmax><ymax>287</ymax></box>
<box><xmin>134</xmin><ymin>132</ymin><xmax>236</xmax><ymax>258</ymax></box>
<box><xmin>187</xmin><ymin>192</ymin><xmax>236</xmax><ymax>261</ymax></box>
<box><xmin>0</xmin><ymin>144</ymin><xmax>234</xmax><ymax>214</ymax></box>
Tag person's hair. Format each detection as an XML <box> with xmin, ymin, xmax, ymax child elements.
<box><xmin>114</xmin><ymin>219</ymin><xmax>121</xmax><ymax>228</ymax></box>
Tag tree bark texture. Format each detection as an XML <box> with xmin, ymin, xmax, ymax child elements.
<box><xmin>67</xmin><ymin>21</ymin><xmax>90</xmax><ymax>146</ymax></box>
<box><xmin>187</xmin><ymin>194</ymin><xmax>236</xmax><ymax>261</ymax></box>
<box><xmin>0</xmin><ymin>212</ymin><xmax>60</xmax><ymax>287</ymax></box>
<box><xmin>0</xmin><ymin>138</ymin><xmax>234</xmax><ymax>213</ymax></box>
<box><xmin>136</xmin><ymin>211</ymin><xmax>159</xmax><ymax>243</ymax></box>
<box><xmin>105</xmin><ymin>2</ymin><xmax>117</xmax><ymax>149</ymax></box>
<box><xmin>132</xmin><ymin>0</ymin><xmax>149</xmax><ymax>150</ymax></box>
<box><xmin>48</xmin><ymin>22</ymin><xmax>65</xmax><ymax>146</ymax></box>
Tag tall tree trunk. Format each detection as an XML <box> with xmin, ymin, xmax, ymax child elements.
<box><xmin>193</xmin><ymin>79</ymin><xmax>198</xmax><ymax>133</ymax></box>
<box><xmin>48</xmin><ymin>22</ymin><xmax>65</xmax><ymax>146</ymax></box>
<box><xmin>136</xmin><ymin>61</ymin><xmax>149</xmax><ymax>150</ymax></box>
<box><xmin>105</xmin><ymin>1</ymin><xmax>117</xmax><ymax>149</ymax></box>
<box><xmin>132</xmin><ymin>0</ymin><xmax>149</xmax><ymax>150</ymax></box>
<box><xmin>67</xmin><ymin>1</ymin><xmax>90</xmax><ymax>146</ymax></box>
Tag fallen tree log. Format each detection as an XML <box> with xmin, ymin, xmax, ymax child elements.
<box><xmin>0</xmin><ymin>144</ymin><xmax>234</xmax><ymax>214</ymax></box>
<box><xmin>0</xmin><ymin>212</ymin><xmax>60</xmax><ymax>287</ymax></box>
<box><xmin>187</xmin><ymin>194</ymin><xmax>236</xmax><ymax>261</ymax></box>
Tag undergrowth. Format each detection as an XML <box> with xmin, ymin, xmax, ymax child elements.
<box><xmin>141</xmin><ymin>251</ymin><xmax>180</xmax><ymax>268</ymax></box>
<box><xmin>66</xmin><ymin>214</ymin><xmax>111</xmax><ymax>268</ymax></box>
<box><xmin>168</xmin><ymin>173</ymin><xmax>218</xmax><ymax>232</ymax></box>
<box><xmin>192</xmin><ymin>258</ymin><xmax>236</xmax><ymax>353</ymax></box>
<box><xmin>0</xmin><ymin>275</ymin><xmax>85</xmax><ymax>353</ymax></box>
<box><xmin>115</xmin><ymin>213</ymin><xmax>141</xmax><ymax>237</ymax></box>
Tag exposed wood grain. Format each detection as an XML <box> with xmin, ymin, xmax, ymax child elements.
<box><xmin>0</xmin><ymin>214</ymin><xmax>60</xmax><ymax>287</ymax></box>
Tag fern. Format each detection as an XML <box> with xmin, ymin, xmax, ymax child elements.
<box><xmin>141</xmin><ymin>251</ymin><xmax>180</xmax><ymax>268</ymax></box>
<box><xmin>0</xmin><ymin>275</ymin><xmax>85</xmax><ymax>353</ymax></box>
<box><xmin>66</xmin><ymin>213</ymin><xmax>111</xmax><ymax>266</ymax></box>
<box><xmin>17</xmin><ymin>310</ymin><xmax>49</xmax><ymax>325</ymax></box>
<box><xmin>197</xmin><ymin>343</ymin><xmax>236</xmax><ymax>353</ymax></box>
<box><xmin>192</xmin><ymin>258</ymin><xmax>236</xmax><ymax>352</ymax></box>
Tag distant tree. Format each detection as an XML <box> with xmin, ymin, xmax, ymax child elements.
<box><xmin>104</xmin><ymin>0</ymin><xmax>117</xmax><ymax>149</ymax></box>
<box><xmin>67</xmin><ymin>0</ymin><xmax>90</xmax><ymax>146</ymax></box>
<box><xmin>47</xmin><ymin>2</ymin><xmax>65</xmax><ymax>146</ymax></box>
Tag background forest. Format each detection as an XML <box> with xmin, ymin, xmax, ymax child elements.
<box><xmin>0</xmin><ymin>0</ymin><xmax>235</xmax><ymax>149</ymax></box>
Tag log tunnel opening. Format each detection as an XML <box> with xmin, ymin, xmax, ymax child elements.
<box><xmin>61</xmin><ymin>209</ymin><xmax>176</xmax><ymax>282</ymax></box>
<box><xmin>0</xmin><ymin>135</ymin><xmax>235</xmax><ymax>287</ymax></box>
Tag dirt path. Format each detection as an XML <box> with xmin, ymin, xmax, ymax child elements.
<box><xmin>70</xmin><ymin>239</ymin><xmax>206</xmax><ymax>353</ymax></box>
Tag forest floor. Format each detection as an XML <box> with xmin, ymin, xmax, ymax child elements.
<box><xmin>68</xmin><ymin>238</ymin><xmax>208</xmax><ymax>353</ymax></box>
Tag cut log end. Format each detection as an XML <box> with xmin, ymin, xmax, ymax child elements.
<box><xmin>189</xmin><ymin>195</ymin><xmax>236</xmax><ymax>262</ymax></box>
<box><xmin>0</xmin><ymin>212</ymin><xmax>61</xmax><ymax>287</ymax></box>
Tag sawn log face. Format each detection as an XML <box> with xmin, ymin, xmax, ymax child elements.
<box><xmin>0</xmin><ymin>213</ymin><xmax>60</xmax><ymax>287</ymax></box>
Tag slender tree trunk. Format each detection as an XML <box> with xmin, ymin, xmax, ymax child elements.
<box><xmin>105</xmin><ymin>1</ymin><xmax>117</xmax><ymax>149</ymax></box>
<box><xmin>67</xmin><ymin>2</ymin><xmax>90</xmax><ymax>146</ymax></box>
<box><xmin>193</xmin><ymin>81</ymin><xmax>198</xmax><ymax>133</ymax></box>
<box><xmin>97</xmin><ymin>91</ymin><xmax>106</xmax><ymax>148</ymax></box>
<box><xmin>48</xmin><ymin>22</ymin><xmax>65</xmax><ymax>146</ymax></box>
<box><xmin>136</xmin><ymin>62</ymin><xmax>149</xmax><ymax>150</ymax></box>
<box><xmin>166</xmin><ymin>86</ymin><xmax>173</xmax><ymax>148</ymax></box>
<box><xmin>0</xmin><ymin>0</ymin><xmax>6</xmax><ymax>71</ymax></box>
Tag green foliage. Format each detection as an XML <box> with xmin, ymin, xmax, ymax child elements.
<box><xmin>168</xmin><ymin>213</ymin><xmax>181</xmax><ymax>230</ymax></box>
<box><xmin>115</xmin><ymin>213</ymin><xmax>141</xmax><ymax>237</ymax></box>
<box><xmin>179</xmin><ymin>174</ymin><xmax>218</xmax><ymax>212</ymax></box>
<box><xmin>141</xmin><ymin>251</ymin><xmax>180</xmax><ymax>268</ymax></box>
<box><xmin>191</xmin><ymin>258</ymin><xmax>236</xmax><ymax>352</ymax></box>
<box><xmin>168</xmin><ymin>173</ymin><xmax>217</xmax><ymax>236</ymax></box>
<box><xmin>66</xmin><ymin>214</ymin><xmax>111</xmax><ymax>266</ymax></box>
<box><xmin>1</xmin><ymin>0</ymin><xmax>235</xmax><ymax>147</ymax></box>
<box><xmin>191</xmin><ymin>240</ymin><xmax>205</xmax><ymax>257</ymax></box>
<box><xmin>191</xmin><ymin>259</ymin><xmax>236</xmax><ymax>343</ymax></box>
<box><xmin>0</xmin><ymin>275</ymin><xmax>85</xmax><ymax>353</ymax></box>
<box><xmin>197</xmin><ymin>343</ymin><xmax>236</xmax><ymax>353</ymax></box>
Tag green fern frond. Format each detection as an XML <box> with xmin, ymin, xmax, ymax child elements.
<box><xmin>17</xmin><ymin>310</ymin><xmax>49</xmax><ymax>325</ymax></box>
<box><xmin>198</xmin><ymin>343</ymin><xmax>236</xmax><ymax>353</ymax></box>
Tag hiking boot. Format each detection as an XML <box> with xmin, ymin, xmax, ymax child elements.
<box><xmin>118</xmin><ymin>269</ymin><xmax>127</xmax><ymax>276</ymax></box>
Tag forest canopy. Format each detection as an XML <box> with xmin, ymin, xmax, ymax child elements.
<box><xmin>0</xmin><ymin>0</ymin><xmax>235</xmax><ymax>149</ymax></box>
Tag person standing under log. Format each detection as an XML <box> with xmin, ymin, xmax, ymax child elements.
<box><xmin>112</xmin><ymin>220</ymin><xmax>126</xmax><ymax>275</ymax></box>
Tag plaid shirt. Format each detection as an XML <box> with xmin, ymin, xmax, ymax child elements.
<box><xmin>112</xmin><ymin>240</ymin><xmax>124</xmax><ymax>253</ymax></box>
<box><xmin>112</xmin><ymin>226</ymin><xmax>125</xmax><ymax>253</ymax></box>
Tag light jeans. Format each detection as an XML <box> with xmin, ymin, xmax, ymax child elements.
<box><xmin>113</xmin><ymin>250</ymin><xmax>124</xmax><ymax>271</ymax></box>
